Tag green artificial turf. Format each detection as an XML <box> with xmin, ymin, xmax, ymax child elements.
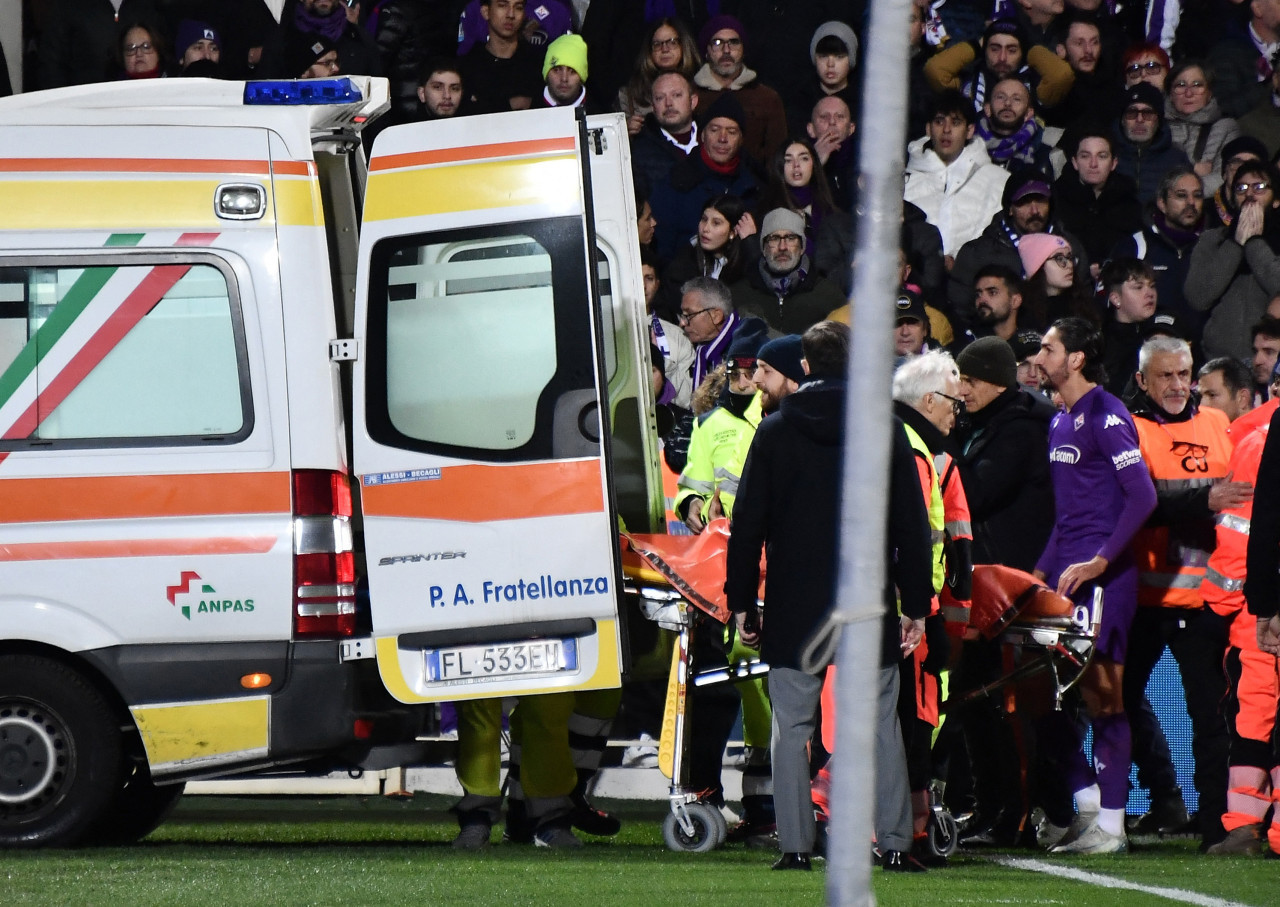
<box><xmin>0</xmin><ymin>796</ymin><xmax>1270</xmax><ymax>906</ymax></box>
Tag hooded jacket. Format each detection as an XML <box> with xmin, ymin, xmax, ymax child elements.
<box><xmin>904</xmin><ymin>136</ymin><xmax>1010</xmax><ymax>257</ymax></box>
<box><xmin>955</xmin><ymin>387</ymin><xmax>1056</xmax><ymax>572</ymax></box>
<box><xmin>726</xmin><ymin>384</ymin><xmax>934</xmax><ymax>668</ymax></box>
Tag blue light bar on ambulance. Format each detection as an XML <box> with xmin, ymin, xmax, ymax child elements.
<box><xmin>244</xmin><ymin>78</ymin><xmax>364</xmax><ymax>105</ymax></box>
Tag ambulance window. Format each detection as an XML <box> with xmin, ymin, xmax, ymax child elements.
<box><xmin>367</xmin><ymin>217</ymin><xmax>597</xmax><ymax>461</ymax></box>
<box><xmin>0</xmin><ymin>261</ymin><xmax>249</xmax><ymax>447</ymax></box>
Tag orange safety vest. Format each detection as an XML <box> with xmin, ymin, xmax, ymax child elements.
<box><xmin>1133</xmin><ymin>406</ymin><xmax>1232</xmax><ymax>608</ymax></box>
<box><xmin>660</xmin><ymin>457</ymin><xmax>693</xmax><ymax>536</ymax></box>
<box><xmin>1227</xmin><ymin>397</ymin><xmax>1279</xmax><ymax>442</ymax></box>
<box><xmin>1202</xmin><ymin>423</ymin><xmax>1270</xmax><ymax>619</ymax></box>
<box><xmin>934</xmin><ymin>451</ymin><xmax>974</xmax><ymax>635</ymax></box>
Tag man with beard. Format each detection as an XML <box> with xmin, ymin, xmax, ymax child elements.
<box><xmin>691</xmin><ymin>15</ymin><xmax>788</xmax><ymax>168</ymax></box>
<box><xmin>976</xmin><ymin>77</ymin><xmax>1061</xmax><ymax>175</ymax></box>
<box><xmin>1186</xmin><ymin>160</ymin><xmax>1280</xmax><ymax>361</ymax></box>
<box><xmin>534</xmin><ymin>34</ymin><xmax>597</xmax><ymax>111</ymax></box>
<box><xmin>924</xmin><ymin>19</ymin><xmax>1075</xmax><ymax>111</ymax></box>
<box><xmin>1045</xmin><ymin>12</ymin><xmax>1124</xmax><ymax>130</ymax></box>
<box><xmin>268</xmin><ymin>0</ymin><xmax>381</xmax><ymax>78</ymax></box>
<box><xmin>730</xmin><ymin>209</ymin><xmax>845</xmax><ymax>334</ymax></box>
<box><xmin>1111</xmin><ymin>166</ymin><xmax>1205</xmax><ymax>333</ymax></box>
<box><xmin>948</xmin><ymin>166</ymin><xmax>1090</xmax><ymax>323</ymax></box>
<box><xmin>1112</xmin><ymin>82</ymin><xmax>1192</xmax><ymax>205</ymax></box>
<box><xmin>1030</xmin><ymin>317</ymin><xmax>1157</xmax><ymax>854</ymax></box>
<box><xmin>415</xmin><ymin>60</ymin><xmax>465</xmax><ymax>120</ymax></box>
<box><xmin>952</xmin><ymin>265</ymin><xmax>1026</xmax><ymax>350</ymax></box>
<box><xmin>1124</xmin><ymin>335</ymin><xmax>1246</xmax><ymax>848</ymax></box>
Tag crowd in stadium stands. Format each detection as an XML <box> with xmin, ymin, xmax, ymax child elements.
<box><xmin>18</xmin><ymin>0</ymin><xmax>1280</xmax><ymax>871</ymax></box>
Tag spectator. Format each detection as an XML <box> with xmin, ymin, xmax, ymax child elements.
<box><xmin>692</xmin><ymin>15</ymin><xmax>788</xmax><ymax>169</ymax></box>
<box><xmin>619</xmin><ymin>18</ymin><xmax>700</xmax><ymax>137</ymax></box>
<box><xmin>805</xmin><ymin>96</ymin><xmax>857</xmax><ymax>211</ymax></box>
<box><xmin>1099</xmin><ymin>257</ymin><xmax>1160</xmax><ymax>398</ymax></box>
<box><xmin>953</xmin><ymin>264</ymin><xmax>1027</xmax><ymax>348</ymax></box>
<box><xmin>1164</xmin><ymin>60</ymin><xmax>1241</xmax><ymax>198</ymax></box>
<box><xmin>456</xmin><ymin>0</ymin><xmax>571</xmax><ymax>55</ymax></box>
<box><xmin>791</xmin><ymin>21</ymin><xmax>860</xmax><ymax>134</ymax></box>
<box><xmin>1237</xmin><ymin>53</ymin><xmax>1280</xmax><ymax>158</ymax></box>
<box><xmin>658</xmin><ymin>193</ymin><xmax>757</xmax><ymax>319</ymax></box>
<box><xmin>1111</xmin><ymin>166</ymin><xmax>1205</xmax><ymax>334</ymax></box>
<box><xmin>924</xmin><ymin>18</ymin><xmax>1075</xmax><ymax>111</ymax></box>
<box><xmin>948</xmin><ymin>166</ymin><xmax>1091</xmax><ymax>323</ymax></box>
<box><xmin>268</xmin><ymin>0</ymin><xmax>381</xmax><ymax>78</ymax></box>
<box><xmin>976</xmin><ymin>77</ymin><xmax>1063</xmax><ymax>175</ymax></box>
<box><xmin>904</xmin><ymin>90</ymin><xmax>1010</xmax><ymax>260</ymax></box>
<box><xmin>1031</xmin><ymin>317</ymin><xmax>1158</xmax><ymax>855</ymax></box>
<box><xmin>630</xmin><ymin>72</ymin><xmax>700</xmax><ymax>196</ymax></box>
<box><xmin>726</xmin><ymin>321</ymin><xmax>933</xmax><ymax>872</ymax></box>
<box><xmin>1206</xmin><ymin>0</ymin><xmax>1278</xmax><ymax>119</ymax></box>
<box><xmin>415</xmin><ymin>59</ymin><xmax>465</xmax><ymax>120</ymax></box>
<box><xmin>1121</xmin><ymin>41</ymin><xmax>1170</xmax><ymax>91</ymax></box>
<box><xmin>894</xmin><ymin>287</ymin><xmax>938</xmax><ymax>359</ymax></box>
<box><xmin>1045</xmin><ymin>13</ymin><xmax>1123</xmax><ymax>130</ymax></box>
<box><xmin>1251</xmin><ymin>316</ymin><xmax>1280</xmax><ymax>401</ymax></box>
<box><xmin>759</xmin><ymin>138</ymin><xmax>837</xmax><ymax>254</ymax></box>
<box><xmin>1053</xmin><ymin>130</ymin><xmax>1143</xmax><ymax>271</ymax></box>
<box><xmin>1196</xmin><ymin>356</ymin><xmax>1255</xmax><ymax>423</ymax></box>
<box><xmin>1186</xmin><ymin>160</ymin><xmax>1280</xmax><ymax>361</ymax></box>
<box><xmin>535</xmin><ymin>34</ymin><xmax>595</xmax><ymax>110</ymax></box>
<box><xmin>642</xmin><ymin>247</ymin><xmax>694</xmax><ymax>412</ymax></box>
<box><xmin>38</xmin><ymin>0</ymin><xmax>161</xmax><ymax>89</ymax></box>
<box><xmin>287</xmin><ymin>33</ymin><xmax>340</xmax><ymax>78</ymax></box>
<box><xmin>114</xmin><ymin>21</ymin><xmax>169</xmax><ymax>80</ymax></box>
<box><xmin>1126</xmin><ymin>335</ymin><xmax>1242</xmax><ymax>849</ymax></box>
<box><xmin>677</xmin><ymin>276</ymin><xmax>753</xmax><ymax>391</ymax></box>
<box><xmin>649</xmin><ymin>93</ymin><xmax>759</xmax><ymax>263</ymax></box>
<box><xmin>730</xmin><ymin>208</ymin><xmax>844</xmax><ymax>334</ymax></box>
<box><xmin>174</xmin><ymin>20</ymin><xmax>221</xmax><ymax>75</ymax></box>
<box><xmin>1204</xmin><ymin>136</ymin><xmax>1267</xmax><ymax>230</ymax></box>
<box><xmin>373</xmin><ymin>0</ymin><xmax>464</xmax><ymax>124</ymax></box>
<box><xmin>457</xmin><ymin>0</ymin><xmax>544</xmax><ymax>114</ymax></box>
<box><xmin>1017</xmin><ymin>232</ymin><xmax>1100</xmax><ymax>330</ymax></box>
<box><xmin>1112</xmin><ymin>82</ymin><xmax>1192</xmax><ymax>205</ymax></box>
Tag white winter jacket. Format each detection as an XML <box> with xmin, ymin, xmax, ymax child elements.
<box><xmin>903</xmin><ymin>137</ymin><xmax>1010</xmax><ymax>256</ymax></box>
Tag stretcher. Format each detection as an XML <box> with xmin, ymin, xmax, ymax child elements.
<box><xmin>620</xmin><ymin>525</ymin><xmax>1103</xmax><ymax>854</ymax></box>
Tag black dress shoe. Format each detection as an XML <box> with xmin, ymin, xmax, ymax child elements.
<box><xmin>771</xmin><ymin>852</ymin><xmax>812</xmax><ymax>871</ymax></box>
<box><xmin>881</xmin><ymin>850</ymin><xmax>927</xmax><ymax>872</ymax></box>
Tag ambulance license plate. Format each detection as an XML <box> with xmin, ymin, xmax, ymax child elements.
<box><xmin>424</xmin><ymin>638</ymin><xmax>578</xmax><ymax>683</ymax></box>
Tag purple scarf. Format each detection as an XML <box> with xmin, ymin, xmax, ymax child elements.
<box><xmin>692</xmin><ymin>311</ymin><xmax>739</xmax><ymax>389</ymax></box>
<box><xmin>295</xmin><ymin>4</ymin><xmax>346</xmax><ymax>42</ymax></box>
<box><xmin>975</xmin><ymin>116</ymin><xmax>1041</xmax><ymax>167</ymax></box>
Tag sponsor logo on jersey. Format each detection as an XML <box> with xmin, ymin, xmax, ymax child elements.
<box><xmin>1050</xmin><ymin>445</ymin><xmax>1081</xmax><ymax>465</ymax></box>
<box><xmin>1104</xmin><ymin>413</ymin><xmax>1124</xmax><ymax>429</ymax></box>
<box><xmin>1112</xmin><ymin>448</ymin><xmax>1143</xmax><ymax>470</ymax></box>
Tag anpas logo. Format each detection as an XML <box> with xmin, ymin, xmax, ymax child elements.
<box><xmin>1049</xmin><ymin>445</ymin><xmax>1081</xmax><ymax>465</ymax></box>
<box><xmin>165</xmin><ymin>571</ymin><xmax>255</xmax><ymax>620</ymax></box>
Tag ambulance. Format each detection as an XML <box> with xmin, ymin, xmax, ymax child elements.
<box><xmin>0</xmin><ymin>76</ymin><xmax>663</xmax><ymax>847</ymax></box>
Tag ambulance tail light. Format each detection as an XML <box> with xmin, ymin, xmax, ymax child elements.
<box><xmin>292</xmin><ymin>470</ymin><xmax>356</xmax><ymax>638</ymax></box>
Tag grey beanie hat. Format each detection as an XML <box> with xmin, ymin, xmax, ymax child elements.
<box><xmin>760</xmin><ymin>208</ymin><xmax>807</xmax><ymax>242</ymax></box>
<box><xmin>955</xmin><ymin>336</ymin><xmax>1017</xmax><ymax>389</ymax></box>
<box><xmin>810</xmin><ymin>21</ymin><xmax>858</xmax><ymax>68</ymax></box>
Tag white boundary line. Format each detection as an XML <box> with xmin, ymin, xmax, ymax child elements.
<box><xmin>991</xmin><ymin>856</ymin><xmax>1254</xmax><ymax>907</ymax></box>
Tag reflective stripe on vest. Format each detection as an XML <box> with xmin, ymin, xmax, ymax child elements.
<box><xmin>1139</xmin><ymin>571</ymin><xmax>1208</xmax><ymax>590</ymax></box>
<box><xmin>903</xmin><ymin>423</ymin><xmax>946</xmax><ymax>594</ymax></box>
<box><xmin>1217</xmin><ymin>513</ymin><xmax>1251</xmax><ymax>535</ymax></box>
<box><xmin>1205</xmin><ymin>566</ymin><xmax>1244</xmax><ymax>592</ymax></box>
<box><xmin>946</xmin><ymin>519</ymin><xmax>972</xmax><ymax>537</ymax></box>
<box><xmin>1153</xmin><ymin>476</ymin><xmax>1217</xmax><ymax>491</ymax></box>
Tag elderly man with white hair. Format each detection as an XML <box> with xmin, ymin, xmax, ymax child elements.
<box><xmin>891</xmin><ymin>348</ymin><xmax>973</xmax><ymax>863</ymax></box>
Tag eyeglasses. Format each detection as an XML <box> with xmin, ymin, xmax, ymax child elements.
<box><xmin>1048</xmin><ymin>252</ymin><xmax>1075</xmax><ymax>268</ymax></box>
<box><xmin>1123</xmin><ymin>107</ymin><xmax>1158</xmax><ymax>121</ymax></box>
<box><xmin>678</xmin><ymin>307</ymin><xmax>712</xmax><ymax>323</ymax></box>
<box><xmin>1172</xmin><ymin>79</ymin><xmax>1206</xmax><ymax>92</ymax></box>
<box><xmin>709</xmin><ymin>37</ymin><xmax>743</xmax><ymax>49</ymax></box>
<box><xmin>1125</xmin><ymin>60</ymin><xmax>1164</xmax><ymax>74</ymax></box>
<box><xmin>764</xmin><ymin>233</ymin><xmax>804</xmax><ymax>247</ymax></box>
<box><xmin>932</xmin><ymin>391</ymin><xmax>964</xmax><ymax>414</ymax></box>
<box><xmin>1234</xmin><ymin>181</ymin><xmax>1272</xmax><ymax>194</ymax></box>
<box><xmin>124</xmin><ymin>42</ymin><xmax>155</xmax><ymax>56</ymax></box>
<box><xmin>652</xmin><ymin>36</ymin><xmax>680</xmax><ymax>50</ymax></box>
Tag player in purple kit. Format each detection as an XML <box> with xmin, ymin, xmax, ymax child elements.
<box><xmin>1031</xmin><ymin>317</ymin><xmax>1158</xmax><ymax>855</ymax></box>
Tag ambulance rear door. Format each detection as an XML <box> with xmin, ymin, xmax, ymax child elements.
<box><xmin>353</xmin><ymin>107</ymin><xmax>625</xmax><ymax>703</ymax></box>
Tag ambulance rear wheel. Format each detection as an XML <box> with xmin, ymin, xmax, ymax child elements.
<box><xmin>662</xmin><ymin>803</ymin><xmax>721</xmax><ymax>852</ymax></box>
<box><xmin>0</xmin><ymin>656</ymin><xmax>124</xmax><ymax>848</ymax></box>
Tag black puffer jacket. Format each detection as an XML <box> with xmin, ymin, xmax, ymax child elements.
<box><xmin>374</xmin><ymin>0</ymin><xmax>465</xmax><ymax>125</ymax></box>
<box><xmin>955</xmin><ymin>387</ymin><xmax>1056</xmax><ymax>572</ymax></box>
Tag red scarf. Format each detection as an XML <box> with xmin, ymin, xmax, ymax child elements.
<box><xmin>699</xmin><ymin>144</ymin><xmax>739</xmax><ymax>175</ymax></box>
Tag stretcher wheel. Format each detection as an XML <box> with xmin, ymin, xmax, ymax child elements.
<box><xmin>927</xmin><ymin>808</ymin><xmax>960</xmax><ymax>858</ymax></box>
<box><xmin>662</xmin><ymin>802</ymin><xmax>722</xmax><ymax>852</ymax></box>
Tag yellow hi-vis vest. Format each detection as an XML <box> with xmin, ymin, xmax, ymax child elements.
<box><xmin>903</xmin><ymin>422</ymin><xmax>946</xmax><ymax>595</ymax></box>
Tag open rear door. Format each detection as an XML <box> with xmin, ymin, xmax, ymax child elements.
<box><xmin>353</xmin><ymin>108</ymin><xmax>623</xmax><ymax>703</ymax></box>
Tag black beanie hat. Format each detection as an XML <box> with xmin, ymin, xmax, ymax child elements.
<box><xmin>955</xmin><ymin>336</ymin><xmax>1017</xmax><ymax>389</ymax></box>
<box><xmin>699</xmin><ymin>92</ymin><xmax>748</xmax><ymax>132</ymax></box>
